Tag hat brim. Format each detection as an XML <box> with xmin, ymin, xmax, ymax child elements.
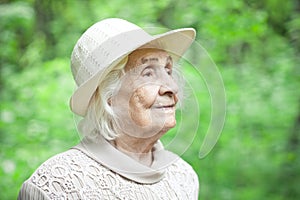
<box><xmin>70</xmin><ymin>28</ymin><xmax>196</xmax><ymax>117</ymax></box>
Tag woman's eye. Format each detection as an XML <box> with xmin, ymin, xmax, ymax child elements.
<box><xmin>165</xmin><ymin>67</ymin><xmax>172</xmax><ymax>75</ymax></box>
<box><xmin>144</xmin><ymin>72</ymin><xmax>152</xmax><ymax>77</ymax></box>
<box><xmin>142</xmin><ymin>68</ymin><xmax>154</xmax><ymax>77</ymax></box>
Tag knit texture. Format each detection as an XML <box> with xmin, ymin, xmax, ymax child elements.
<box><xmin>18</xmin><ymin>149</ymin><xmax>199</xmax><ymax>200</ymax></box>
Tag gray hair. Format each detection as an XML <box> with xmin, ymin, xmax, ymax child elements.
<box><xmin>77</xmin><ymin>64</ymin><xmax>124</xmax><ymax>141</ymax></box>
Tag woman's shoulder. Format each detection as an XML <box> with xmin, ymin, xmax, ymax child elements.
<box><xmin>29</xmin><ymin>149</ymin><xmax>88</xmax><ymax>177</ymax></box>
<box><xmin>19</xmin><ymin>148</ymin><xmax>112</xmax><ymax>199</ymax></box>
<box><xmin>168</xmin><ymin>156</ymin><xmax>198</xmax><ymax>177</ymax></box>
<box><xmin>27</xmin><ymin>148</ymin><xmax>112</xmax><ymax>182</ymax></box>
<box><xmin>165</xmin><ymin>156</ymin><xmax>199</xmax><ymax>187</ymax></box>
<box><xmin>155</xmin><ymin>156</ymin><xmax>199</xmax><ymax>199</ymax></box>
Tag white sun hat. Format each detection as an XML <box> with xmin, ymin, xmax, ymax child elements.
<box><xmin>70</xmin><ymin>18</ymin><xmax>196</xmax><ymax>117</ymax></box>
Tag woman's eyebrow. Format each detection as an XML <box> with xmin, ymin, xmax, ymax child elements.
<box><xmin>141</xmin><ymin>57</ymin><xmax>159</xmax><ymax>64</ymax></box>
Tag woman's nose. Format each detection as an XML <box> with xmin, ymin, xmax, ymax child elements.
<box><xmin>158</xmin><ymin>75</ymin><xmax>179</xmax><ymax>97</ymax></box>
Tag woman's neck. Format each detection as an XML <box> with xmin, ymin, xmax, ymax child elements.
<box><xmin>111</xmin><ymin>134</ymin><xmax>160</xmax><ymax>166</ymax></box>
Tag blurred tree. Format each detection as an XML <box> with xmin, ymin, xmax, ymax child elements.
<box><xmin>0</xmin><ymin>0</ymin><xmax>300</xmax><ymax>199</ymax></box>
<box><xmin>0</xmin><ymin>1</ymin><xmax>35</xmax><ymax>82</ymax></box>
<box><xmin>275</xmin><ymin>101</ymin><xmax>300</xmax><ymax>198</ymax></box>
<box><xmin>33</xmin><ymin>0</ymin><xmax>55</xmax><ymax>52</ymax></box>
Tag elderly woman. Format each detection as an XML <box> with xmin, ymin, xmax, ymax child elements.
<box><xmin>18</xmin><ymin>18</ymin><xmax>199</xmax><ymax>199</ymax></box>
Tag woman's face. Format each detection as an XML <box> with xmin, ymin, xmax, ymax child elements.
<box><xmin>111</xmin><ymin>48</ymin><xmax>179</xmax><ymax>138</ymax></box>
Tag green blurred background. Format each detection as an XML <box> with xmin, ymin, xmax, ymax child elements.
<box><xmin>1</xmin><ymin>0</ymin><xmax>300</xmax><ymax>199</ymax></box>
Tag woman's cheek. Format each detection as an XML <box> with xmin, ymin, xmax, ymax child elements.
<box><xmin>132</xmin><ymin>86</ymin><xmax>158</xmax><ymax>108</ymax></box>
<box><xmin>128</xmin><ymin>87</ymin><xmax>157</xmax><ymax>127</ymax></box>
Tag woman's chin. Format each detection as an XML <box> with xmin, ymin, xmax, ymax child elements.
<box><xmin>160</xmin><ymin>119</ymin><xmax>176</xmax><ymax>133</ymax></box>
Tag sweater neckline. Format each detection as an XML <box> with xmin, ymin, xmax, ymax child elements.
<box><xmin>72</xmin><ymin>136</ymin><xmax>178</xmax><ymax>184</ymax></box>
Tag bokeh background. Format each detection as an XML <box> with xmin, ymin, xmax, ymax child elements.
<box><xmin>1</xmin><ymin>0</ymin><xmax>300</xmax><ymax>199</ymax></box>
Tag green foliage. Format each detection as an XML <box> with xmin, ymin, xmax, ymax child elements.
<box><xmin>1</xmin><ymin>0</ymin><xmax>300</xmax><ymax>199</ymax></box>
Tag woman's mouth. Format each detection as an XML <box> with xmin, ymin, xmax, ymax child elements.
<box><xmin>153</xmin><ymin>104</ymin><xmax>176</xmax><ymax>113</ymax></box>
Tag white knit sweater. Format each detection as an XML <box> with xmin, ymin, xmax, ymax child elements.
<box><xmin>18</xmin><ymin>137</ymin><xmax>199</xmax><ymax>199</ymax></box>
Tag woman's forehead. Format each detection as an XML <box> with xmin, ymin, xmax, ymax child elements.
<box><xmin>125</xmin><ymin>48</ymin><xmax>172</xmax><ymax>71</ymax></box>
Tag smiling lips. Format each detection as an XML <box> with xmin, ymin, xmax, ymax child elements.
<box><xmin>153</xmin><ymin>104</ymin><xmax>176</xmax><ymax>112</ymax></box>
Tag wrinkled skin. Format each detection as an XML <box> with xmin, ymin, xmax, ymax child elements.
<box><xmin>111</xmin><ymin>48</ymin><xmax>179</xmax><ymax>166</ymax></box>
